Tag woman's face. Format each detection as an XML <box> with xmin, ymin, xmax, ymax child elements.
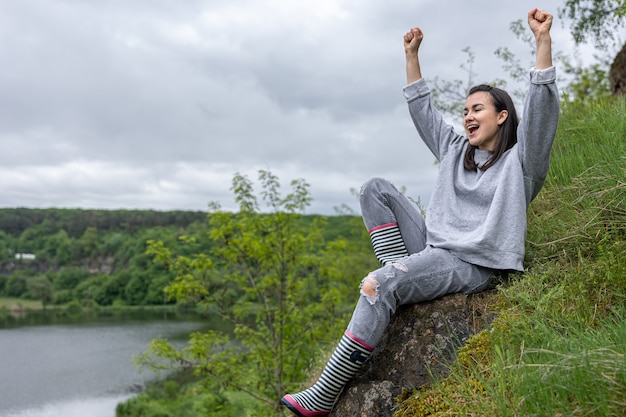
<box><xmin>463</xmin><ymin>91</ymin><xmax>508</xmax><ymax>151</ymax></box>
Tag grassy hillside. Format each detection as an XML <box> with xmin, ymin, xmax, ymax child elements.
<box><xmin>395</xmin><ymin>97</ymin><xmax>625</xmax><ymax>415</ymax></box>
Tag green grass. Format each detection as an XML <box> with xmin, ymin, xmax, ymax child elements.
<box><xmin>500</xmin><ymin>317</ymin><xmax>626</xmax><ymax>416</ymax></box>
<box><xmin>395</xmin><ymin>96</ymin><xmax>626</xmax><ymax>416</ymax></box>
<box><xmin>116</xmin><ymin>372</ymin><xmax>254</xmax><ymax>417</ymax></box>
<box><xmin>0</xmin><ymin>297</ymin><xmax>43</xmax><ymax>310</ymax></box>
<box><xmin>549</xmin><ymin>101</ymin><xmax>625</xmax><ymax>185</ymax></box>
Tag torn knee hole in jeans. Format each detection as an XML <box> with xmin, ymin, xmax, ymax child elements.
<box><xmin>360</xmin><ymin>275</ymin><xmax>380</xmax><ymax>305</ymax></box>
<box><xmin>391</xmin><ymin>261</ymin><xmax>408</xmax><ymax>272</ymax></box>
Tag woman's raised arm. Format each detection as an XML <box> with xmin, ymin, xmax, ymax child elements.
<box><xmin>405</xmin><ymin>27</ymin><xmax>424</xmax><ymax>84</ymax></box>
<box><xmin>528</xmin><ymin>8</ymin><xmax>553</xmax><ymax>69</ymax></box>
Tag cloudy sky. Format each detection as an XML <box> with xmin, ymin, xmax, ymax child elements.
<box><xmin>0</xmin><ymin>0</ymin><xmax>606</xmax><ymax>215</ymax></box>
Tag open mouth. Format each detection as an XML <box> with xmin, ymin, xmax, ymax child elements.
<box><xmin>467</xmin><ymin>124</ymin><xmax>479</xmax><ymax>135</ymax></box>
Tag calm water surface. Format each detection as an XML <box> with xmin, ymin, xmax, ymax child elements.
<box><xmin>0</xmin><ymin>311</ymin><xmax>214</xmax><ymax>417</ymax></box>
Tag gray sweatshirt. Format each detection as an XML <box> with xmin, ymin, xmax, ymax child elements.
<box><xmin>403</xmin><ymin>67</ymin><xmax>559</xmax><ymax>271</ymax></box>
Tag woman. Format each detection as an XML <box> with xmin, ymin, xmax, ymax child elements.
<box><xmin>282</xmin><ymin>8</ymin><xmax>559</xmax><ymax>417</ymax></box>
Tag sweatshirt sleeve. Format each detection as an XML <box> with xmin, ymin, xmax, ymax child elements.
<box><xmin>517</xmin><ymin>66</ymin><xmax>560</xmax><ymax>203</ymax></box>
<box><xmin>403</xmin><ymin>78</ymin><xmax>465</xmax><ymax>161</ymax></box>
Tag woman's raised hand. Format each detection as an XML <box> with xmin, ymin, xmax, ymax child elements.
<box><xmin>528</xmin><ymin>8</ymin><xmax>553</xmax><ymax>39</ymax></box>
<box><xmin>404</xmin><ymin>27</ymin><xmax>424</xmax><ymax>56</ymax></box>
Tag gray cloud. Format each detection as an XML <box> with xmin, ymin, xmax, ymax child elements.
<box><xmin>0</xmin><ymin>0</ymin><xmax>606</xmax><ymax>214</ymax></box>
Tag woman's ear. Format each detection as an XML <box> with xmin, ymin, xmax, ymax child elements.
<box><xmin>497</xmin><ymin>109</ymin><xmax>509</xmax><ymax>126</ymax></box>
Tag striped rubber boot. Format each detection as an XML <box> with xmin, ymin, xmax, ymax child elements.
<box><xmin>281</xmin><ymin>331</ymin><xmax>373</xmax><ymax>417</ymax></box>
<box><xmin>369</xmin><ymin>222</ymin><xmax>408</xmax><ymax>265</ymax></box>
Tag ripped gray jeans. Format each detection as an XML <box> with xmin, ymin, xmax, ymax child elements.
<box><xmin>346</xmin><ymin>177</ymin><xmax>493</xmax><ymax>348</ymax></box>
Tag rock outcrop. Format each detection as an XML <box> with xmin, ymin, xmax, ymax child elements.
<box><xmin>610</xmin><ymin>41</ymin><xmax>626</xmax><ymax>96</ymax></box>
<box><xmin>329</xmin><ymin>292</ymin><xmax>494</xmax><ymax>417</ymax></box>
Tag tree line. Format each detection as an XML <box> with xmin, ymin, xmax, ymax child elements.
<box><xmin>0</xmin><ymin>208</ymin><xmax>207</xmax><ymax>238</ymax></box>
<box><xmin>0</xmin><ymin>205</ymin><xmax>371</xmax><ymax>310</ymax></box>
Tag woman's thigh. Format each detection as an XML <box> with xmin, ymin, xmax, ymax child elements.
<box><xmin>360</xmin><ymin>177</ymin><xmax>427</xmax><ymax>255</ymax></box>
<box><xmin>368</xmin><ymin>246</ymin><xmax>493</xmax><ymax>306</ymax></box>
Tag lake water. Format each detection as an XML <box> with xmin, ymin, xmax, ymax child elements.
<box><xmin>0</xmin><ymin>310</ymin><xmax>213</xmax><ymax>417</ymax></box>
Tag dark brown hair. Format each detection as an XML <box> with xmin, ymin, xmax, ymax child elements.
<box><xmin>463</xmin><ymin>84</ymin><xmax>519</xmax><ymax>171</ymax></box>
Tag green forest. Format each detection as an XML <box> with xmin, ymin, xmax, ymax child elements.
<box><xmin>0</xmin><ymin>206</ymin><xmax>373</xmax><ymax>309</ymax></box>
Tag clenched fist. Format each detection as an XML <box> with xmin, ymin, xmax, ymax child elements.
<box><xmin>528</xmin><ymin>8</ymin><xmax>553</xmax><ymax>38</ymax></box>
<box><xmin>404</xmin><ymin>27</ymin><xmax>423</xmax><ymax>56</ymax></box>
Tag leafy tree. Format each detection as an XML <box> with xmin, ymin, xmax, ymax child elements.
<box><xmin>74</xmin><ymin>273</ymin><xmax>112</xmax><ymax>305</ymax></box>
<box><xmin>560</xmin><ymin>0</ymin><xmax>626</xmax><ymax>50</ymax></box>
<box><xmin>143</xmin><ymin>272</ymin><xmax>175</xmax><ymax>305</ymax></box>
<box><xmin>102</xmin><ymin>232</ymin><xmax>126</xmax><ymax>258</ymax></box>
<box><xmin>0</xmin><ymin>231</ymin><xmax>13</xmax><ymax>264</ymax></box>
<box><xmin>559</xmin><ymin>0</ymin><xmax>626</xmax><ymax>97</ymax></box>
<box><xmin>495</xmin><ymin>18</ymin><xmax>614</xmax><ymax>104</ymax></box>
<box><xmin>139</xmin><ymin>171</ymin><xmax>351</xmax><ymax>416</ymax></box>
<box><xmin>51</xmin><ymin>267</ymin><xmax>86</xmax><ymax>290</ymax></box>
<box><xmin>559</xmin><ymin>61</ymin><xmax>613</xmax><ymax>105</ymax></box>
<box><xmin>432</xmin><ymin>16</ymin><xmax>613</xmax><ymax>110</ymax></box>
<box><xmin>76</xmin><ymin>226</ymin><xmax>99</xmax><ymax>259</ymax></box>
<box><xmin>0</xmin><ymin>210</ymin><xmax>34</xmax><ymax>235</ymax></box>
<box><xmin>123</xmin><ymin>271</ymin><xmax>151</xmax><ymax>305</ymax></box>
<box><xmin>92</xmin><ymin>273</ymin><xmax>129</xmax><ymax>306</ymax></box>
<box><xmin>27</xmin><ymin>275</ymin><xmax>54</xmax><ymax>310</ymax></box>
<box><xmin>17</xmin><ymin>225</ymin><xmax>44</xmax><ymax>254</ymax></box>
<box><xmin>42</xmin><ymin>230</ymin><xmax>74</xmax><ymax>266</ymax></box>
<box><xmin>4</xmin><ymin>270</ymin><xmax>33</xmax><ymax>297</ymax></box>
